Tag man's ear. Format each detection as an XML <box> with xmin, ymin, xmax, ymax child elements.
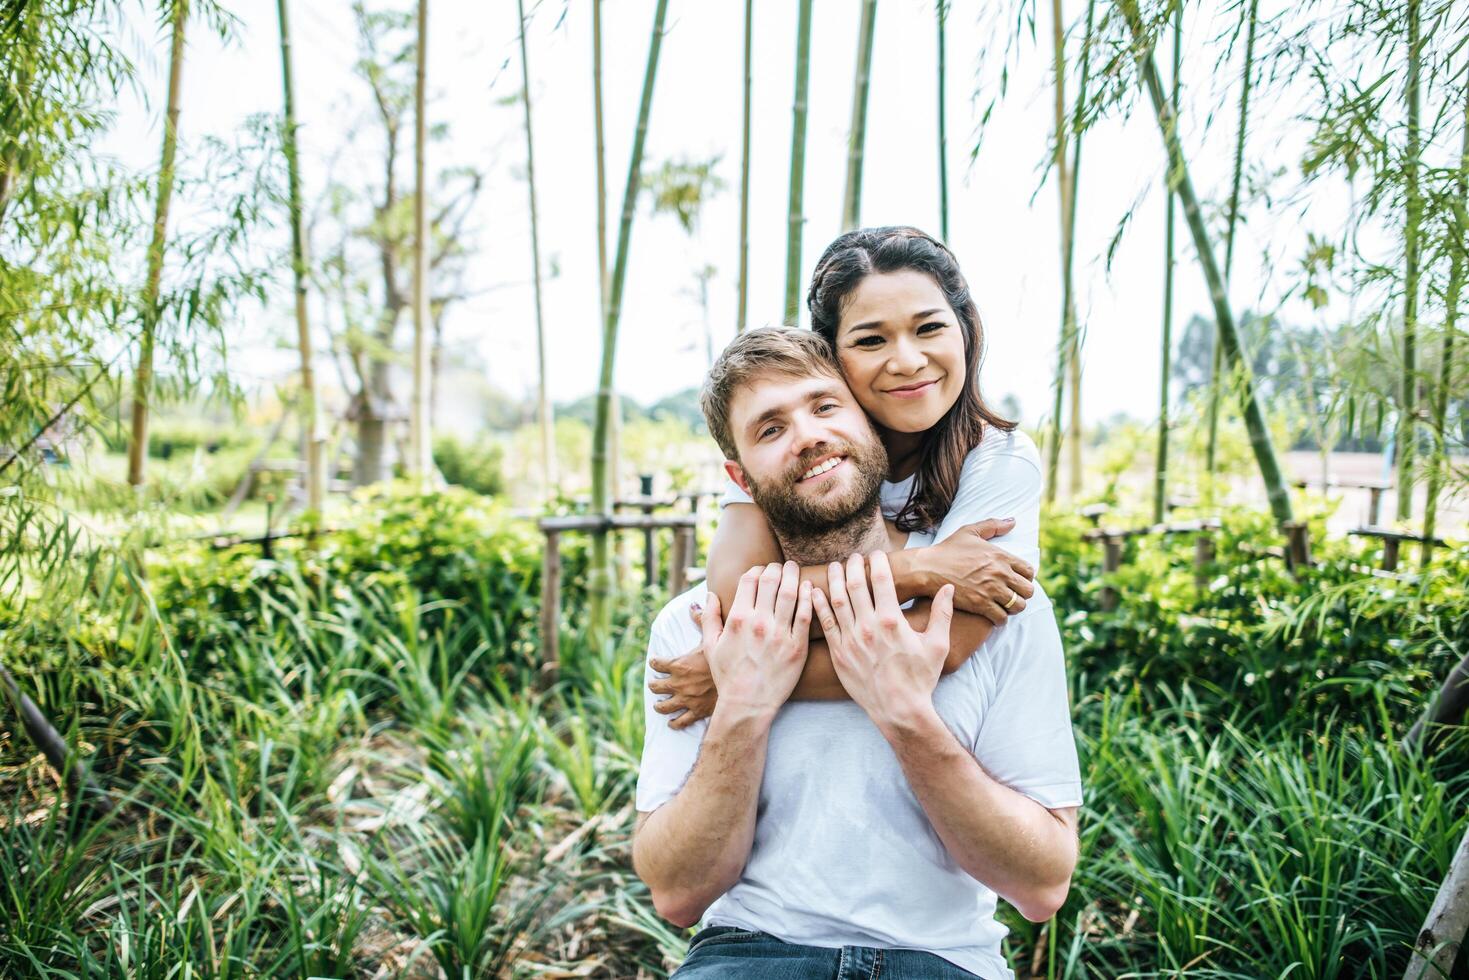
<box><xmin>724</xmin><ymin>460</ymin><xmax>752</xmax><ymax>495</ymax></box>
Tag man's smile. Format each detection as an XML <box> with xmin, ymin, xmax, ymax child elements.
<box><xmin>797</xmin><ymin>454</ymin><xmax>847</xmax><ymax>484</ymax></box>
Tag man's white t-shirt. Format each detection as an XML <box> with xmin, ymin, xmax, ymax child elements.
<box><xmin>636</xmin><ymin>532</ymin><xmax>1082</xmax><ymax>978</ymax></box>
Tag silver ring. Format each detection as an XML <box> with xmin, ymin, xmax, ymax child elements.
<box><xmin>1003</xmin><ymin>590</ymin><xmax>1019</xmax><ymax>611</ymax></box>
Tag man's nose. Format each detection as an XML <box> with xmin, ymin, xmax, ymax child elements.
<box><xmin>885</xmin><ymin>335</ymin><xmax>926</xmax><ymax>375</ymax></box>
<box><xmin>786</xmin><ymin>413</ymin><xmax>830</xmax><ymax>456</ymax></box>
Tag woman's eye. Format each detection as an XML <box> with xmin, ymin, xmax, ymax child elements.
<box><xmin>853</xmin><ymin>336</ymin><xmax>883</xmax><ymax>348</ymax></box>
<box><xmin>918</xmin><ymin>322</ymin><xmax>947</xmax><ymax>335</ymax></box>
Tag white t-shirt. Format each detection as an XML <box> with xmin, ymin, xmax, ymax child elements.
<box><xmin>636</xmin><ymin>535</ymin><xmax>1082</xmax><ymax>979</ymax></box>
<box><xmin>720</xmin><ymin>427</ymin><xmax>1044</xmax><ymax>569</ymax></box>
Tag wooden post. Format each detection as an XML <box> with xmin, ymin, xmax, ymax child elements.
<box><xmin>1194</xmin><ymin>533</ymin><xmax>1215</xmax><ymax>590</ymax></box>
<box><xmin>1404</xmin><ymin>649</ymin><xmax>1469</xmax><ymax>756</ymax></box>
<box><xmin>540</xmin><ymin>529</ymin><xmax>561</xmax><ymax>684</ymax></box>
<box><xmin>1100</xmin><ymin>534</ymin><xmax>1123</xmax><ymax>611</ymax></box>
<box><xmin>669</xmin><ymin>525</ymin><xmax>693</xmax><ymax>596</ymax></box>
<box><xmin>1383</xmin><ymin>537</ymin><xmax>1401</xmax><ymax>572</ymax></box>
<box><xmin>640</xmin><ymin>473</ymin><xmax>656</xmax><ymax>587</ymax></box>
<box><xmin>1368</xmin><ymin>485</ymin><xmax>1385</xmax><ymax>526</ymax></box>
<box><xmin>1282</xmin><ymin>521</ymin><xmax>1312</xmax><ymax>575</ymax></box>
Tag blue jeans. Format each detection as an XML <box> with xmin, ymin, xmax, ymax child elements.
<box><xmin>670</xmin><ymin>926</ymin><xmax>983</xmax><ymax>979</ymax></box>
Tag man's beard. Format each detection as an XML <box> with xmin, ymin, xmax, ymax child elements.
<box><xmin>743</xmin><ymin>436</ymin><xmax>888</xmax><ymax>539</ymax></box>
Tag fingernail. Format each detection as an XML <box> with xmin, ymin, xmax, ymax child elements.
<box><xmin>691</xmin><ymin>601</ymin><xmax>702</xmax><ymax>613</ymax></box>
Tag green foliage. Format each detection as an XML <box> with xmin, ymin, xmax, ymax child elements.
<box><xmin>1040</xmin><ymin>505</ymin><xmax>1469</xmax><ymax>734</ymax></box>
<box><xmin>432</xmin><ymin>432</ymin><xmax>506</xmax><ymax>496</ymax></box>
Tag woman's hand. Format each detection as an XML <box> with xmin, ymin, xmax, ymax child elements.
<box><xmin>647</xmin><ymin>604</ymin><xmax>719</xmax><ymax>730</ymax></box>
<box><xmin>918</xmin><ymin>517</ymin><xmax>1036</xmax><ymax>624</ymax></box>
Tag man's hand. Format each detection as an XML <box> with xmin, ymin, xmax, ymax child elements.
<box><xmin>919</xmin><ymin>518</ymin><xmax>1034</xmax><ymax>624</ymax></box>
<box><xmin>702</xmin><ymin>561</ymin><xmax>813</xmax><ymax>723</ymax></box>
<box><xmin>812</xmin><ymin>551</ymin><xmax>955</xmax><ymax>731</ymax></box>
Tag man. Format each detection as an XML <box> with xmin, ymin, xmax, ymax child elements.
<box><xmin>633</xmin><ymin>328</ymin><xmax>1082</xmax><ymax>979</ymax></box>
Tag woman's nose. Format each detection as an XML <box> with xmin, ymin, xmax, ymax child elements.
<box><xmin>886</xmin><ymin>337</ymin><xmax>926</xmax><ymax>375</ymax></box>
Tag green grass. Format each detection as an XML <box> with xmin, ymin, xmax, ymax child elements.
<box><xmin>3</xmin><ymin>488</ymin><xmax>1467</xmax><ymax>977</ymax></box>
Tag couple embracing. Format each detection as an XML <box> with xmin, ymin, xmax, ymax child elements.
<box><xmin>632</xmin><ymin>226</ymin><xmax>1083</xmax><ymax>979</ymax></box>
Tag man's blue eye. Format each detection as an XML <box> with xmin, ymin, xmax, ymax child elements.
<box><xmin>816</xmin><ymin>403</ymin><xmax>837</xmax><ymax>413</ymax></box>
<box><xmin>760</xmin><ymin>425</ymin><xmax>780</xmax><ymax>439</ymax></box>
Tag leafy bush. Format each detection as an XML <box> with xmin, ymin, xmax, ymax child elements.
<box><xmin>1040</xmin><ymin>506</ymin><xmax>1469</xmax><ymax>737</ymax></box>
<box><xmin>433</xmin><ymin>433</ymin><xmax>507</xmax><ymax>496</ymax></box>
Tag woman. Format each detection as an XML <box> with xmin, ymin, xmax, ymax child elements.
<box><xmin>652</xmin><ymin>226</ymin><xmax>1045</xmax><ymax>725</ymax></box>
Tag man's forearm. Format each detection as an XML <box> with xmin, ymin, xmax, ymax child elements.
<box><xmin>878</xmin><ymin>705</ymin><xmax>1077</xmax><ymax>921</ymax></box>
<box><xmin>633</xmin><ymin>708</ymin><xmax>773</xmax><ymax>926</ymax></box>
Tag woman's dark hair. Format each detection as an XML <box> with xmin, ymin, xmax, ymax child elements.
<box><xmin>807</xmin><ymin>225</ymin><xmax>1016</xmax><ymax>532</ymax></box>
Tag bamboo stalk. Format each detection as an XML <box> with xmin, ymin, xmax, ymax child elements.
<box><xmin>277</xmin><ymin>0</ymin><xmax>324</xmax><ymax>514</ymax></box>
<box><xmin>937</xmin><ymin>0</ymin><xmax>949</xmax><ymax>242</ymax></box>
<box><xmin>518</xmin><ymin>0</ymin><xmax>556</xmax><ymax>500</ymax></box>
<box><xmin>1396</xmin><ymin>0</ymin><xmax>1423</xmax><ymax>521</ymax></box>
<box><xmin>1154</xmin><ymin>7</ymin><xmax>1180</xmax><ymax>525</ymax></box>
<box><xmin>737</xmin><ymin>0</ymin><xmax>753</xmax><ymax>332</ymax></box>
<box><xmin>1119</xmin><ymin>0</ymin><xmax>1293</xmax><ymax>525</ymax></box>
<box><xmin>1064</xmin><ymin>0</ymin><xmax>1096</xmax><ymax>499</ymax></box>
<box><xmin>127</xmin><ymin>0</ymin><xmax>188</xmax><ymax>489</ymax></box>
<box><xmin>589</xmin><ymin>0</ymin><xmax>670</xmax><ymax>646</ymax></box>
<box><xmin>591</xmin><ymin>0</ymin><xmax>623</xmax><ymax>520</ymax></box>
<box><xmin>1207</xmin><ymin>0</ymin><xmax>1260</xmax><ymax>481</ymax></box>
<box><xmin>783</xmin><ymin>0</ymin><xmax>814</xmax><ymax>324</ymax></box>
<box><xmin>841</xmin><ymin>0</ymin><xmax>878</xmax><ymax>231</ymax></box>
<box><xmin>1044</xmin><ymin>0</ymin><xmax>1072</xmax><ymax>505</ymax></box>
<box><xmin>1422</xmin><ymin>79</ymin><xmax>1468</xmax><ymax>558</ymax></box>
<box><xmin>409</xmin><ymin>0</ymin><xmax>431</xmax><ymax>480</ymax></box>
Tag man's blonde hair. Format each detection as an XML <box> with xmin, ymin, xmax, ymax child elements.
<box><xmin>700</xmin><ymin>327</ymin><xmax>843</xmax><ymax>460</ymax></box>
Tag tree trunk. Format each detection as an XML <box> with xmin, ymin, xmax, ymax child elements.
<box><xmin>737</xmin><ymin>0</ymin><xmax>754</xmax><ymax>331</ymax></box>
<box><xmin>1064</xmin><ymin>0</ymin><xmax>1095</xmax><ymax>499</ymax></box>
<box><xmin>1397</xmin><ymin>0</ymin><xmax>1423</xmax><ymax>521</ymax></box>
<box><xmin>592</xmin><ymin>0</ymin><xmax>621</xmax><ymax>514</ymax></box>
<box><xmin>1207</xmin><ymin>0</ymin><xmax>1260</xmax><ymax>482</ymax></box>
<box><xmin>1044</xmin><ymin>0</ymin><xmax>1071</xmax><ymax>505</ymax></box>
<box><xmin>936</xmin><ymin>0</ymin><xmax>949</xmax><ymax>242</ymax></box>
<box><xmin>1403</xmin><ymin>824</ymin><xmax>1469</xmax><ymax>980</ymax></box>
<box><xmin>841</xmin><ymin>0</ymin><xmax>877</xmax><ymax>231</ymax></box>
<box><xmin>1153</xmin><ymin>8</ymin><xmax>1180</xmax><ymax>525</ymax></box>
<box><xmin>783</xmin><ymin>0</ymin><xmax>815</xmax><ymax>324</ymax></box>
<box><xmin>127</xmin><ymin>0</ymin><xmax>188</xmax><ymax>489</ymax></box>
<box><xmin>518</xmin><ymin>0</ymin><xmax>556</xmax><ymax>500</ymax></box>
<box><xmin>590</xmin><ymin>0</ymin><xmax>670</xmax><ymax>645</ymax></box>
<box><xmin>277</xmin><ymin>0</ymin><xmax>324</xmax><ymax>514</ymax></box>
<box><xmin>408</xmin><ymin>0</ymin><xmax>432</xmax><ymax>481</ymax></box>
<box><xmin>1119</xmin><ymin>0</ymin><xmax>1293</xmax><ymax>525</ymax></box>
<box><xmin>1422</xmin><ymin>74</ymin><xmax>1467</xmax><ymax>555</ymax></box>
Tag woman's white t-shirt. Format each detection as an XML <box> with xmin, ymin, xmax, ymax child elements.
<box><xmin>720</xmin><ymin>427</ymin><xmax>1044</xmax><ymax>563</ymax></box>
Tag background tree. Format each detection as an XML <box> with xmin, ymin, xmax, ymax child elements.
<box><xmin>127</xmin><ymin>0</ymin><xmax>189</xmax><ymax>488</ymax></box>
<box><xmin>408</xmin><ymin>0</ymin><xmax>431</xmax><ymax>480</ymax></box>
<box><xmin>277</xmin><ymin>0</ymin><xmax>324</xmax><ymax>513</ymax></box>
<box><xmin>1395</xmin><ymin>0</ymin><xmax>1423</xmax><ymax>519</ymax></box>
<box><xmin>783</xmin><ymin>0</ymin><xmax>814</xmax><ymax>324</ymax></box>
<box><xmin>841</xmin><ymin>0</ymin><xmax>877</xmax><ymax>231</ymax></box>
<box><xmin>1118</xmin><ymin>0</ymin><xmax>1293</xmax><ymax>524</ymax></box>
<box><xmin>1153</xmin><ymin>5</ymin><xmax>1180</xmax><ymax>524</ymax></box>
<box><xmin>517</xmin><ymin>0</ymin><xmax>555</xmax><ymax>498</ymax></box>
<box><xmin>737</xmin><ymin>0</ymin><xmax>754</xmax><ymax>332</ymax></box>
<box><xmin>936</xmin><ymin>0</ymin><xmax>950</xmax><ymax>241</ymax></box>
<box><xmin>588</xmin><ymin>0</ymin><xmax>671</xmax><ymax>645</ymax></box>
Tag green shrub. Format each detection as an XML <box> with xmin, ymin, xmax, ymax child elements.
<box><xmin>433</xmin><ymin>434</ymin><xmax>507</xmax><ymax>497</ymax></box>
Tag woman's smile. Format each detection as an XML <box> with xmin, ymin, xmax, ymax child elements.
<box><xmin>882</xmin><ymin>377</ymin><xmax>943</xmax><ymax>399</ymax></box>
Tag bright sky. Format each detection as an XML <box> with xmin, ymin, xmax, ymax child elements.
<box><xmin>103</xmin><ymin>0</ymin><xmax>1385</xmax><ymax>429</ymax></box>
